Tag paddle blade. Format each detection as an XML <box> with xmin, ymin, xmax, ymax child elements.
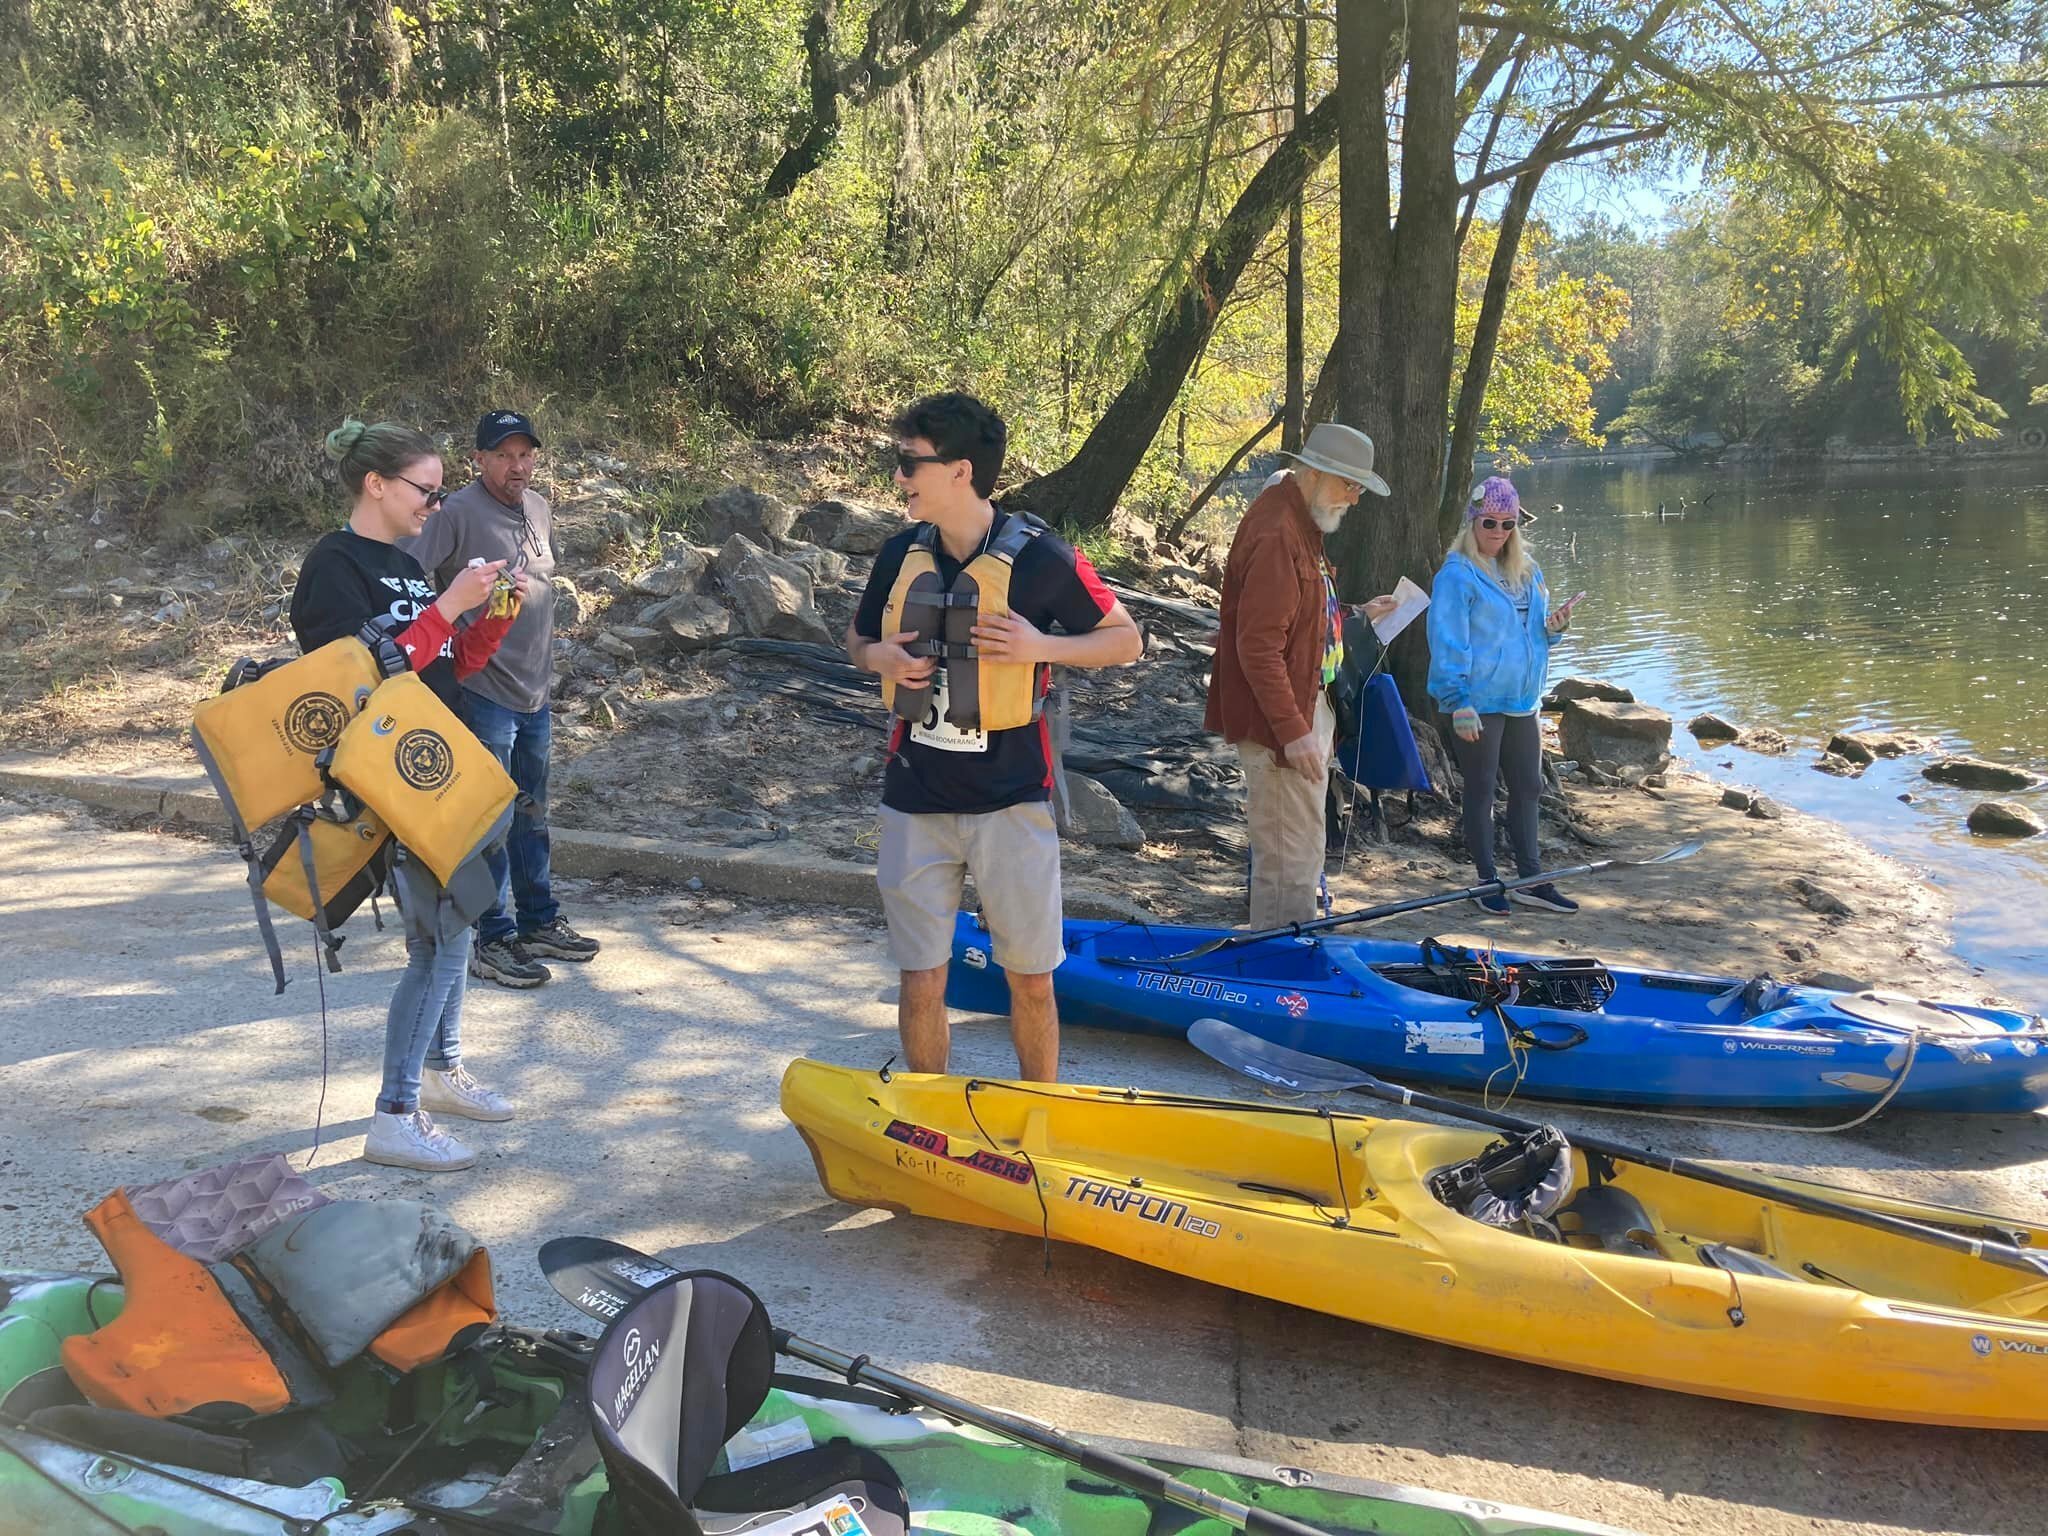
<box><xmin>538</xmin><ymin>1234</ymin><xmax>681</xmax><ymax>1324</ymax></box>
<box><xmin>1186</xmin><ymin>1017</ymin><xmax>1383</xmax><ymax>1096</ymax></box>
<box><xmin>1635</xmin><ymin>838</ymin><xmax>1704</xmax><ymax>865</ymax></box>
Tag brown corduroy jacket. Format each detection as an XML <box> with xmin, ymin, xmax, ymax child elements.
<box><xmin>1203</xmin><ymin>474</ymin><xmax>1329</xmax><ymax>755</ymax></box>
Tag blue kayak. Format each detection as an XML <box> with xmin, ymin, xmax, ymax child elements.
<box><xmin>944</xmin><ymin>914</ymin><xmax>2048</xmax><ymax>1113</ymax></box>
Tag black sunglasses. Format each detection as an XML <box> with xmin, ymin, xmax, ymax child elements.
<box><xmin>893</xmin><ymin>449</ymin><xmax>957</xmax><ymax>477</ymax></box>
<box><xmin>1476</xmin><ymin>516</ymin><xmax>1520</xmax><ymax>532</ymax></box>
<box><xmin>393</xmin><ymin>474</ymin><xmax>449</xmax><ymax>508</ymax></box>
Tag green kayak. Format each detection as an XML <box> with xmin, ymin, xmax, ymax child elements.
<box><xmin>0</xmin><ymin>1265</ymin><xmax>1627</xmax><ymax>1536</ymax></box>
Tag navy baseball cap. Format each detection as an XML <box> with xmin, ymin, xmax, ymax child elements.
<box><xmin>477</xmin><ymin>410</ymin><xmax>542</xmax><ymax>450</ymax></box>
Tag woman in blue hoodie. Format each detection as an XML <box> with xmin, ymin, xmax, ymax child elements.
<box><xmin>1427</xmin><ymin>477</ymin><xmax>1573</xmax><ymax>915</ymax></box>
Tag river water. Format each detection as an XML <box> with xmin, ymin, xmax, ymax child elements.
<box><xmin>1513</xmin><ymin>457</ymin><xmax>2048</xmax><ymax>1003</ymax></box>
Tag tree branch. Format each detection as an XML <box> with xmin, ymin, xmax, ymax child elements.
<box><xmin>1458</xmin><ymin>124</ymin><xmax>1667</xmax><ymax>195</ymax></box>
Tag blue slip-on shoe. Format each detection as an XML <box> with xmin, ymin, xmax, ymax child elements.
<box><xmin>1510</xmin><ymin>882</ymin><xmax>1580</xmax><ymax>914</ymax></box>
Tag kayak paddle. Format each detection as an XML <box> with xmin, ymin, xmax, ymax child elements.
<box><xmin>1122</xmin><ymin>840</ymin><xmax>1705</xmax><ymax>966</ymax></box>
<box><xmin>1185</xmin><ymin>1017</ymin><xmax>2048</xmax><ymax>1280</ymax></box>
<box><xmin>540</xmin><ymin>1236</ymin><xmax>1341</xmax><ymax>1536</ymax></box>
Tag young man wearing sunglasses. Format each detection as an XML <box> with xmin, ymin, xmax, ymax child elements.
<box><xmin>847</xmin><ymin>392</ymin><xmax>1142</xmax><ymax>1081</ymax></box>
<box><xmin>1207</xmin><ymin>421</ymin><xmax>1399</xmax><ymax>928</ymax></box>
<box><xmin>402</xmin><ymin>409</ymin><xmax>602</xmax><ymax>989</ymax></box>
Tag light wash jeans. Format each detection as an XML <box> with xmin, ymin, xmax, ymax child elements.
<box><xmin>378</xmin><ymin>927</ymin><xmax>470</xmax><ymax>1114</ymax></box>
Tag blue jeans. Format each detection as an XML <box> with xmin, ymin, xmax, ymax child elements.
<box><xmin>457</xmin><ymin>690</ymin><xmax>559</xmax><ymax>945</ymax></box>
<box><xmin>380</xmin><ymin>928</ymin><xmax>469</xmax><ymax>1114</ymax></box>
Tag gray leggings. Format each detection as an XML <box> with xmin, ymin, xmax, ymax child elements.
<box><xmin>1449</xmin><ymin>712</ymin><xmax>1544</xmax><ymax>881</ymax></box>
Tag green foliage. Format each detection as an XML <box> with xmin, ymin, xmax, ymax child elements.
<box><xmin>6</xmin><ymin>0</ymin><xmax>2045</xmax><ymax>535</ymax></box>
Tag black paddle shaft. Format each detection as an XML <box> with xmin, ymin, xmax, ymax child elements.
<box><xmin>539</xmin><ymin>1237</ymin><xmax>1339</xmax><ymax>1536</ymax></box>
<box><xmin>774</xmin><ymin>1330</ymin><xmax>1335</xmax><ymax>1536</ymax></box>
<box><xmin>1128</xmin><ymin>841</ymin><xmax>1704</xmax><ymax>966</ymax></box>
<box><xmin>1188</xmin><ymin>1019</ymin><xmax>2048</xmax><ymax>1282</ymax></box>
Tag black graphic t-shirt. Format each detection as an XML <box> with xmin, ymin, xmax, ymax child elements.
<box><xmin>853</xmin><ymin>511</ymin><xmax>1115</xmax><ymax>815</ymax></box>
<box><xmin>290</xmin><ymin>528</ymin><xmax>458</xmax><ymax>707</ymax></box>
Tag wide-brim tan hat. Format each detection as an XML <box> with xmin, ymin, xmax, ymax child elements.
<box><xmin>1280</xmin><ymin>422</ymin><xmax>1392</xmax><ymax>497</ymax></box>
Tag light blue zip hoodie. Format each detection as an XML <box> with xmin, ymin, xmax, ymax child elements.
<box><xmin>1426</xmin><ymin>549</ymin><xmax>1561</xmax><ymax>716</ymax></box>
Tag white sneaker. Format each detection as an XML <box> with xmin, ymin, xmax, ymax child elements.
<box><xmin>363</xmin><ymin>1109</ymin><xmax>477</xmax><ymax>1171</ymax></box>
<box><xmin>420</xmin><ymin>1065</ymin><xmax>515</xmax><ymax>1123</ymax></box>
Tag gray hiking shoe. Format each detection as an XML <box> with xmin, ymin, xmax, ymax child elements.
<box><xmin>470</xmin><ymin>937</ymin><xmax>550</xmax><ymax>988</ymax></box>
<box><xmin>521</xmin><ymin>917</ymin><xmax>600</xmax><ymax>962</ymax></box>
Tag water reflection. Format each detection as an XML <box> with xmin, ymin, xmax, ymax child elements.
<box><xmin>1516</xmin><ymin>458</ymin><xmax>2048</xmax><ymax>1000</ymax></box>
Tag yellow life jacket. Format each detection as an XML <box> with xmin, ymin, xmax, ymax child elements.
<box><xmin>192</xmin><ymin>631</ymin><xmax>410</xmax><ymax>992</ymax></box>
<box><xmin>880</xmin><ymin>513</ymin><xmax>1048</xmax><ymax>733</ymax></box>
<box><xmin>260</xmin><ymin>803</ymin><xmax>393</xmax><ymax>928</ymax></box>
<box><xmin>191</xmin><ymin>636</ymin><xmax>394</xmax><ymax>831</ymax></box>
<box><xmin>325</xmin><ymin>671</ymin><xmax>515</xmax><ymax>888</ymax></box>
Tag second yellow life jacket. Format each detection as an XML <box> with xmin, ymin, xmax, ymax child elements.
<box><xmin>325</xmin><ymin>671</ymin><xmax>515</xmax><ymax>888</ymax></box>
<box><xmin>880</xmin><ymin>512</ymin><xmax>1049</xmax><ymax>732</ymax></box>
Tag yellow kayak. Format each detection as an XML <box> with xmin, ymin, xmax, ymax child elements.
<box><xmin>781</xmin><ymin>1059</ymin><xmax>2048</xmax><ymax>1430</ymax></box>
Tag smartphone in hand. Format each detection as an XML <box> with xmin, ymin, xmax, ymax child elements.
<box><xmin>1556</xmin><ymin>590</ymin><xmax>1588</xmax><ymax>617</ymax></box>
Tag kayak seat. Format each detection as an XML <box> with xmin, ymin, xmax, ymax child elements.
<box><xmin>584</xmin><ymin>1268</ymin><xmax>909</xmax><ymax>1536</ymax></box>
<box><xmin>1552</xmin><ymin>1184</ymin><xmax>1667</xmax><ymax>1257</ymax></box>
<box><xmin>59</xmin><ymin>1191</ymin><xmax>293</xmax><ymax>1423</ymax></box>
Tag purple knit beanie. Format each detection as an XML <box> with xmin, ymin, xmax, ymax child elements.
<box><xmin>1469</xmin><ymin>476</ymin><xmax>1521</xmax><ymax>521</ymax></box>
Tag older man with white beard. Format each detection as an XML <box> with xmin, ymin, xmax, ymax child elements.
<box><xmin>1205</xmin><ymin>422</ymin><xmax>1396</xmax><ymax>927</ymax></box>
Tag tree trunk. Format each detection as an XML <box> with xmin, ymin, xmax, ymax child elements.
<box><xmin>336</xmin><ymin>0</ymin><xmax>409</xmax><ymax>139</ymax></box>
<box><xmin>1282</xmin><ymin>5</ymin><xmax>1308</xmax><ymax>453</ymax></box>
<box><xmin>0</xmin><ymin>0</ymin><xmax>32</xmax><ymax>58</ymax></box>
<box><xmin>1010</xmin><ymin>89</ymin><xmax>1342</xmax><ymax>527</ymax></box>
<box><xmin>1329</xmin><ymin>0</ymin><xmax>1461</xmax><ymax>710</ymax></box>
<box><xmin>765</xmin><ymin>1</ymin><xmax>843</xmax><ymax>199</ymax></box>
<box><xmin>1438</xmin><ymin>166</ymin><xmax>1541</xmax><ymax>540</ymax></box>
<box><xmin>488</xmin><ymin>0</ymin><xmax>513</xmax><ymax>191</ymax></box>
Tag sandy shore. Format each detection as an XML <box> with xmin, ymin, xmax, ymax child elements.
<box><xmin>2</xmin><ymin>787</ymin><xmax>2040</xmax><ymax>1536</ymax></box>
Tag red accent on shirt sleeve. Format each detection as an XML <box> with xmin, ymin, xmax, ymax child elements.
<box><xmin>393</xmin><ymin>606</ymin><xmax>454</xmax><ymax>673</ymax></box>
<box><xmin>453</xmin><ymin>610</ymin><xmax>514</xmax><ymax>679</ymax></box>
<box><xmin>1071</xmin><ymin>549</ymin><xmax>1116</xmax><ymax>615</ymax></box>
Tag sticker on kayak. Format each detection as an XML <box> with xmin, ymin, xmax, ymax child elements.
<box><xmin>1061</xmin><ymin>1175</ymin><xmax>1221</xmax><ymax>1239</ymax></box>
<box><xmin>884</xmin><ymin>1119</ymin><xmax>1032</xmax><ymax>1185</ymax></box>
<box><xmin>724</xmin><ymin>1495</ymin><xmax>872</xmax><ymax>1536</ymax></box>
<box><xmin>1134</xmin><ymin>971</ymin><xmax>1248</xmax><ymax>1004</ymax></box>
<box><xmin>962</xmin><ymin>946</ymin><xmax>989</xmax><ymax>970</ymax></box>
<box><xmin>1974</xmin><ymin>1333</ymin><xmax>2048</xmax><ymax>1359</ymax></box>
<box><xmin>1277</xmin><ymin>992</ymin><xmax>1310</xmax><ymax>1019</ymax></box>
<box><xmin>1405</xmin><ymin>1018</ymin><xmax>1485</xmax><ymax>1055</ymax></box>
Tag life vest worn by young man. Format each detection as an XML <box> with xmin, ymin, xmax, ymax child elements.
<box><xmin>880</xmin><ymin>511</ymin><xmax>1051</xmax><ymax>732</ymax></box>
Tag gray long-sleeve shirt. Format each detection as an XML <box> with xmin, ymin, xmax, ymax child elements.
<box><xmin>400</xmin><ymin>479</ymin><xmax>559</xmax><ymax>714</ymax></box>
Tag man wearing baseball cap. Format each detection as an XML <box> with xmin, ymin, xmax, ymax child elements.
<box><xmin>1205</xmin><ymin>421</ymin><xmax>1397</xmax><ymax>927</ymax></box>
<box><xmin>402</xmin><ymin>410</ymin><xmax>601</xmax><ymax>987</ymax></box>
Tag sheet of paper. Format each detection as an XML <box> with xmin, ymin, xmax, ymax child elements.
<box><xmin>1372</xmin><ymin>576</ymin><xmax>1430</xmax><ymax>645</ymax></box>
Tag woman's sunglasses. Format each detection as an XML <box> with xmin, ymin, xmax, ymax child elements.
<box><xmin>1476</xmin><ymin>516</ymin><xmax>1520</xmax><ymax>532</ymax></box>
<box><xmin>392</xmin><ymin>474</ymin><xmax>449</xmax><ymax>508</ymax></box>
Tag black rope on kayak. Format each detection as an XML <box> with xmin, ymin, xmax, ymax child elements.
<box><xmin>965</xmin><ymin>1079</ymin><xmax>1053</xmax><ymax>1274</ymax></box>
<box><xmin>843</xmin><ymin>1353</ymin><xmax>872</xmax><ymax>1385</ymax></box>
<box><xmin>0</xmin><ymin>1410</ymin><xmax>319</xmax><ymax>1534</ymax></box>
<box><xmin>1319</xmin><ymin>1107</ymin><xmax>1351</xmax><ymax>1228</ymax></box>
<box><xmin>965</xmin><ymin>1080</ymin><xmax>1403</xmax><ymax>1236</ymax></box>
<box><xmin>0</xmin><ymin>1428</ymin><xmax>144</xmax><ymax>1536</ymax></box>
<box><xmin>345</xmin><ymin>1340</ymin><xmax>509</xmax><ymax>1511</ymax></box>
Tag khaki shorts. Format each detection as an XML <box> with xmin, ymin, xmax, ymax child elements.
<box><xmin>877</xmin><ymin>802</ymin><xmax>1065</xmax><ymax>975</ymax></box>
